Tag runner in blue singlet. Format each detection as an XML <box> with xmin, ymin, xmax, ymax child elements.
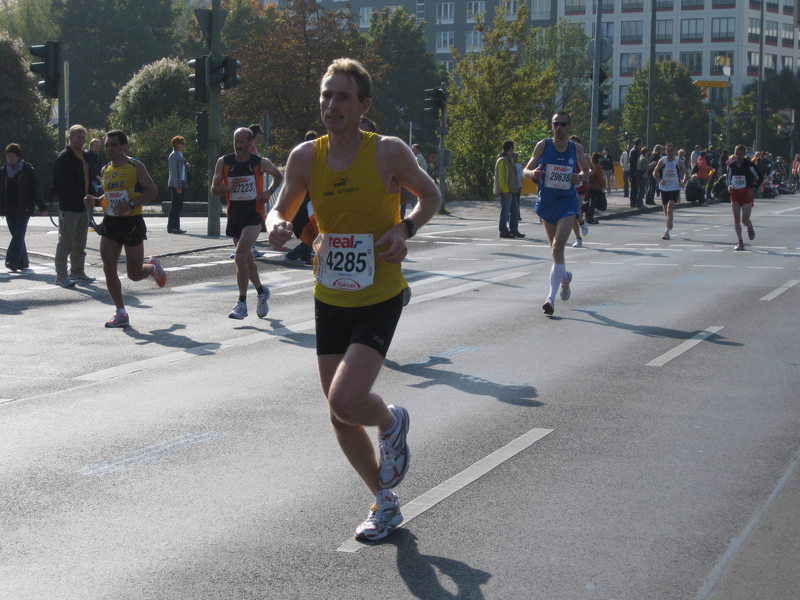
<box><xmin>523</xmin><ymin>112</ymin><xmax>591</xmax><ymax>316</ymax></box>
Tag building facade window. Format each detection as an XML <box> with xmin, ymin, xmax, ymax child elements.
<box><xmin>765</xmin><ymin>20</ymin><xmax>778</xmax><ymax>44</ymax></box>
<box><xmin>620</xmin><ymin>52</ymin><xmax>643</xmax><ymax>74</ymax></box>
<box><xmin>436</xmin><ymin>31</ymin><xmax>454</xmax><ymax>53</ymax></box>
<box><xmin>680</xmin><ymin>51</ymin><xmax>703</xmax><ymax>73</ymax></box>
<box><xmin>359</xmin><ymin>6</ymin><xmax>373</xmax><ymax>28</ymax></box>
<box><xmin>593</xmin><ymin>0</ymin><xmax>615</xmax><ymax>11</ymax></box>
<box><xmin>711</xmin><ymin>17</ymin><xmax>735</xmax><ymax>40</ymax></box>
<box><xmin>466</xmin><ymin>29</ymin><xmax>484</xmax><ymax>52</ymax></box>
<box><xmin>531</xmin><ymin>0</ymin><xmax>551</xmax><ymax>18</ymax></box>
<box><xmin>621</xmin><ymin>0</ymin><xmax>644</xmax><ymax>9</ymax></box>
<box><xmin>621</xmin><ymin>20</ymin><xmax>644</xmax><ymax>43</ymax></box>
<box><xmin>781</xmin><ymin>23</ymin><xmax>794</xmax><ymax>46</ymax></box>
<box><xmin>710</xmin><ymin>50</ymin><xmax>734</xmax><ymax>74</ymax></box>
<box><xmin>619</xmin><ymin>85</ymin><xmax>629</xmax><ymax>105</ymax></box>
<box><xmin>711</xmin><ymin>0</ymin><xmax>735</xmax><ymax>6</ymax></box>
<box><xmin>680</xmin><ymin>18</ymin><xmax>704</xmax><ymax>42</ymax></box>
<box><xmin>438</xmin><ymin>59</ymin><xmax>455</xmax><ymax>72</ymax></box>
<box><xmin>466</xmin><ymin>1</ymin><xmax>485</xmax><ymax>23</ymax></box>
<box><xmin>765</xmin><ymin>53</ymin><xmax>776</xmax><ymax>71</ymax></box>
<box><xmin>748</xmin><ymin>18</ymin><xmax>761</xmax><ymax>42</ymax></box>
<box><xmin>565</xmin><ymin>0</ymin><xmax>588</xmax><ymax>13</ymax></box>
<box><xmin>655</xmin><ymin>19</ymin><xmax>674</xmax><ymax>42</ymax></box>
<box><xmin>436</xmin><ymin>2</ymin><xmax>454</xmax><ymax>24</ymax></box>
<box><xmin>682</xmin><ymin>0</ymin><xmax>704</xmax><ymax>7</ymax></box>
<box><xmin>505</xmin><ymin>0</ymin><xmax>520</xmax><ymax>19</ymax></box>
<box><xmin>655</xmin><ymin>0</ymin><xmax>674</xmax><ymax>8</ymax></box>
<box><xmin>781</xmin><ymin>55</ymin><xmax>794</xmax><ymax>71</ymax></box>
<box><xmin>656</xmin><ymin>51</ymin><xmax>673</xmax><ymax>61</ymax></box>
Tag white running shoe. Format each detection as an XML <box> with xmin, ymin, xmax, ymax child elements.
<box><xmin>256</xmin><ymin>288</ymin><xmax>270</xmax><ymax>318</ymax></box>
<box><xmin>580</xmin><ymin>221</ymin><xmax>589</xmax><ymax>237</ymax></box>
<box><xmin>252</xmin><ymin>247</ymin><xmax>265</xmax><ymax>258</ymax></box>
<box><xmin>560</xmin><ymin>271</ymin><xmax>572</xmax><ymax>301</ymax></box>
<box><xmin>378</xmin><ymin>405</ymin><xmax>410</xmax><ymax>489</ymax></box>
<box><xmin>572</xmin><ymin>238</ymin><xmax>583</xmax><ymax>248</ymax></box>
<box><xmin>355</xmin><ymin>491</ymin><xmax>403</xmax><ymax>542</ymax></box>
<box><xmin>662</xmin><ymin>232</ymin><xmax>670</xmax><ymax>240</ymax></box>
<box><xmin>228</xmin><ymin>301</ymin><xmax>248</xmax><ymax>319</ymax></box>
<box><xmin>148</xmin><ymin>257</ymin><xmax>167</xmax><ymax>287</ymax></box>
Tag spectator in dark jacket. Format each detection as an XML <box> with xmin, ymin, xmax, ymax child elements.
<box><xmin>684</xmin><ymin>174</ymin><xmax>706</xmax><ymax>203</ymax></box>
<box><xmin>1</xmin><ymin>143</ymin><xmax>47</xmax><ymax>271</ymax></box>
<box><xmin>53</xmin><ymin>124</ymin><xmax>95</xmax><ymax>286</ymax></box>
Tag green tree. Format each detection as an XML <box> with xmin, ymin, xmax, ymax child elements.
<box><xmin>109</xmin><ymin>58</ymin><xmax>198</xmax><ymax>133</ymax></box>
<box><xmin>621</xmin><ymin>60</ymin><xmax>706</xmax><ymax>149</ymax></box>
<box><xmin>223</xmin><ymin>0</ymin><xmax>364</xmax><ymax>161</ymax></box>
<box><xmin>0</xmin><ymin>34</ymin><xmax>57</xmax><ymax>193</ymax></box>
<box><xmin>446</xmin><ymin>0</ymin><xmax>555</xmax><ymax>199</ymax></box>
<box><xmin>53</xmin><ymin>0</ymin><xmax>178</xmax><ymax>128</ymax></box>
<box><xmin>524</xmin><ymin>19</ymin><xmax>591</xmax><ymax>119</ymax></box>
<box><xmin>0</xmin><ymin>0</ymin><xmax>59</xmax><ymax>50</ymax></box>
<box><xmin>364</xmin><ymin>7</ymin><xmax>443</xmax><ymax>149</ymax></box>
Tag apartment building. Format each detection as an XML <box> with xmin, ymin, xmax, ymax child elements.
<box><xmin>306</xmin><ymin>0</ymin><xmax>800</xmax><ymax>109</ymax></box>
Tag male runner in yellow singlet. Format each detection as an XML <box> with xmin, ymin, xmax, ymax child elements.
<box><xmin>267</xmin><ymin>58</ymin><xmax>441</xmax><ymax>541</ymax></box>
<box><xmin>84</xmin><ymin>130</ymin><xmax>166</xmax><ymax>328</ymax></box>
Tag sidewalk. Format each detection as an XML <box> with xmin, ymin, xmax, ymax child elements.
<box><xmin>13</xmin><ymin>189</ymin><xmax>714</xmax><ymax>265</ymax></box>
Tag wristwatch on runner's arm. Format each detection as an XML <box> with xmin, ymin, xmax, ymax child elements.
<box><xmin>402</xmin><ymin>217</ymin><xmax>416</xmax><ymax>238</ymax></box>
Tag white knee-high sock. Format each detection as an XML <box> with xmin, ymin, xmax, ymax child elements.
<box><xmin>549</xmin><ymin>263</ymin><xmax>566</xmax><ymax>302</ymax></box>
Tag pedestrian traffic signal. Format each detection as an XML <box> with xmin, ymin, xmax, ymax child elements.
<box><xmin>188</xmin><ymin>56</ymin><xmax>209</xmax><ymax>104</ymax></box>
<box><xmin>598</xmin><ymin>87</ymin><xmax>610</xmax><ymax>122</ymax></box>
<box><xmin>209</xmin><ymin>56</ymin><xmax>226</xmax><ymax>86</ymax></box>
<box><xmin>424</xmin><ymin>87</ymin><xmax>446</xmax><ymax>120</ymax></box>
<box><xmin>196</xmin><ymin>111</ymin><xmax>209</xmax><ymax>151</ymax></box>
<box><xmin>29</xmin><ymin>41</ymin><xmax>61</xmax><ymax>98</ymax></box>
<box><xmin>222</xmin><ymin>57</ymin><xmax>242</xmax><ymax>89</ymax></box>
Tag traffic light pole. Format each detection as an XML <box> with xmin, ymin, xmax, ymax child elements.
<box><xmin>438</xmin><ymin>105</ymin><xmax>447</xmax><ymax>209</ymax></box>
<box><xmin>589</xmin><ymin>6</ymin><xmax>602</xmax><ymax>153</ymax></box>
<box><xmin>205</xmin><ymin>0</ymin><xmax>223</xmax><ymax>237</ymax></box>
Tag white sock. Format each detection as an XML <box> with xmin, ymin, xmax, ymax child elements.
<box><xmin>116</xmin><ymin>307</ymin><xmax>126</xmax><ymax>316</ymax></box>
<box><xmin>549</xmin><ymin>263</ymin><xmax>566</xmax><ymax>302</ymax></box>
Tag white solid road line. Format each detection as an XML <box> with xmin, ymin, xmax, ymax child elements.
<box><xmin>646</xmin><ymin>326</ymin><xmax>725</xmax><ymax>367</ymax></box>
<box><xmin>337</xmin><ymin>427</ymin><xmax>555</xmax><ymax>553</ymax></box>
<box><xmin>759</xmin><ymin>279</ymin><xmax>800</xmax><ymax>302</ymax></box>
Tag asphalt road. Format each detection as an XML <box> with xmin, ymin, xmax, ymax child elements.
<box><xmin>1</xmin><ymin>196</ymin><xmax>799</xmax><ymax>599</ymax></box>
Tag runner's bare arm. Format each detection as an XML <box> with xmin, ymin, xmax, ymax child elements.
<box><xmin>377</xmin><ymin>137</ymin><xmax>441</xmax><ymax>264</ymax></box>
<box><xmin>134</xmin><ymin>161</ymin><xmax>158</xmax><ymax>205</ymax></box>
<box><xmin>574</xmin><ymin>143</ymin><xmax>591</xmax><ymax>185</ymax></box>
<box><xmin>210</xmin><ymin>156</ymin><xmax>231</xmax><ymax>196</ymax></box>
<box><xmin>266</xmin><ymin>142</ymin><xmax>313</xmax><ymax>250</ymax></box>
<box><xmin>523</xmin><ymin>140</ymin><xmax>547</xmax><ymax>180</ymax></box>
<box><xmin>260</xmin><ymin>157</ymin><xmax>284</xmax><ymax>201</ymax></box>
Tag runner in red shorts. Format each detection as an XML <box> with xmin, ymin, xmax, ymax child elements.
<box><xmin>726</xmin><ymin>145</ymin><xmax>762</xmax><ymax>251</ymax></box>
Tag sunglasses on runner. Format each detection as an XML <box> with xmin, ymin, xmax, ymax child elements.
<box><xmin>552</xmin><ymin>121</ymin><xmax>570</xmax><ymax>127</ymax></box>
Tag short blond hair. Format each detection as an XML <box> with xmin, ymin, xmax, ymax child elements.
<box><xmin>322</xmin><ymin>58</ymin><xmax>372</xmax><ymax>102</ymax></box>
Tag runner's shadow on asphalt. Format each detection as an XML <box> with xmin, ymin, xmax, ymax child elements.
<box><xmin>593</xmin><ymin>247</ymin><xmax>668</xmax><ymax>257</ymax></box>
<box><xmin>385</xmin><ymin>529</ymin><xmax>492</xmax><ymax>599</ymax></box>
<box><xmin>236</xmin><ymin>320</ymin><xmax>317</xmax><ymax>349</ymax></box>
<box><xmin>567</xmin><ymin>310</ymin><xmax>743</xmax><ymax>346</ymax></box>
<box><xmin>123</xmin><ymin>323</ymin><xmax>222</xmax><ymax>350</ymax></box>
<box><xmin>384</xmin><ymin>356</ymin><xmax>542</xmax><ymax>407</ymax></box>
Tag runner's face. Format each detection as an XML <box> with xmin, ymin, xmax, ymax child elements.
<box><xmin>234</xmin><ymin>131</ymin><xmax>251</xmax><ymax>156</ymax></box>
<box><xmin>320</xmin><ymin>74</ymin><xmax>370</xmax><ymax>134</ymax></box>
<box><xmin>551</xmin><ymin>117</ymin><xmax>570</xmax><ymax>140</ymax></box>
<box><xmin>104</xmin><ymin>136</ymin><xmax>126</xmax><ymax>161</ymax></box>
<box><xmin>6</xmin><ymin>152</ymin><xmax>19</xmax><ymax>166</ymax></box>
<box><xmin>666</xmin><ymin>145</ymin><xmax>675</xmax><ymax>158</ymax></box>
<box><xmin>735</xmin><ymin>147</ymin><xmax>745</xmax><ymax>161</ymax></box>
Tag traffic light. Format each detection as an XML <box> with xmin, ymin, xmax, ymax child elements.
<box><xmin>29</xmin><ymin>41</ymin><xmax>61</xmax><ymax>98</ymax></box>
<box><xmin>196</xmin><ymin>111</ymin><xmax>209</xmax><ymax>150</ymax></box>
<box><xmin>424</xmin><ymin>87</ymin><xmax>446</xmax><ymax>120</ymax></box>
<box><xmin>188</xmin><ymin>56</ymin><xmax>209</xmax><ymax>103</ymax></box>
<box><xmin>209</xmin><ymin>56</ymin><xmax>226</xmax><ymax>86</ymax></box>
<box><xmin>222</xmin><ymin>57</ymin><xmax>242</xmax><ymax>89</ymax></box>
<box><xmin>598</xmin><ymin>87</ymin><xmax>610</xmax><ymax>122</ymax></box>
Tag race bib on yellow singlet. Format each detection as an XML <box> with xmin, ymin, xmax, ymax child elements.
<box><xmin>229</xmin><ymin>175</ymin><xmax>257</xmax><ymax>201</ymax></box>
<box><xmin>317</xmin><ymin>233</ymin><xmax>375</xmax><ymax>291</ymax></box>
<box><xmin>545</xmin><ymin>163</ymin><xmax>573</xmax><ymax>190</ymax></box>
<box><xmin>731</xmin><ymin>175</ymin><xmax>746</xmax><ymax>189</ymax></box>
<box><xmin>106</xmin><ymin>190</ymin><xmax>129</xmax><ymax>216</ymax></box>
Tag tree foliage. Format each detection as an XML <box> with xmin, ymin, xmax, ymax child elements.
<box><xmin>223</xmin><ymin>0</ymin><xmax>364</xmax><ymax>161</ymax></box>
<box><xmin>0</xmin><ymin>0</ymin><xmax>58</xmax><ymax>50</ymax></box>
<box><xmin>446</xmin><ymin>0</ymin><xmax>555</xmax><ymax>199</ymax></box>
<box><xmin>53</xmin><ymin>0</ymin><xmax>178</xmax><ymax>128</ymax></box>
<box><xmin>364</xmin><ymin>7</ymin><xmax>443</xmax><ymax>150</ymax></box>
<box><xmin>0</xmin><ymin>34</ymin><xmax>56</xmax><ymax>191</ymax></box>
<box><xmin>621</xmin><ymin>60</ymin><xmax>706</xmax><ymax>149</ymax></box>
<box><xmin>524</xmin><ymin>19</ymin><xmax>591</xmax><ymax>119</ymax></box>
<box><xmin>109</xmin><ymin>58</ymin><xmax>198</xmax><ymax>133</ymax></box>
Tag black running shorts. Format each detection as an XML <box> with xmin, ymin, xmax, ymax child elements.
<box><xmin>314</xmin><ymin>291</ymin><xmax>404</xmax><ymax>357</ymax></box>
<box><xmin>100</xmin><ymin>215</ymin><xmax>147</xmax><ymax>246</ymax></box>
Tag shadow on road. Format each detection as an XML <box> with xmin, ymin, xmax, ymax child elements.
<box><xmin>568</xmin><ymin>310</ymin><xmax>743</xmax><ymax>346</ymax></box>
<box><xmin>387</xmin><ymin>529</ymin><xmax>492</xmax><ymax>600</ymax></box>
<box><xmin>384</xmin><ymin>356</ymin><xmax>542</xmax><ymax>407</ymax></box>
<box><xmin>124</xmin><ymin>323</ymin><xmax>222</xmax><ymax>350</ymax></box>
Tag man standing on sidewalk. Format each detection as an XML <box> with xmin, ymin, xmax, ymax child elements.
<box><xmin>53</xmin><ymin>124</ymin><xmax>95</xmax><ymax>286</ymax></box>
<box><xmin>628</xmin><ymin>138</ymin><xmax>642</xmax><ymax>209</ymax></box>
<box><xmin>620</xmin><ymin>144</ymin><xmax>630</xmax><ymax>198</ymax></box>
